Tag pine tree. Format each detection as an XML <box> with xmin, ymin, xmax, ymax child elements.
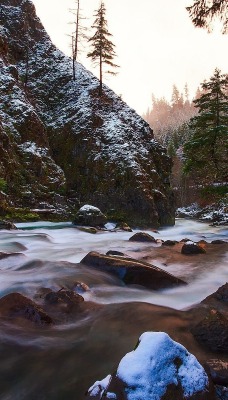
<box><xmin>186</xmin><ymin>0</ymin><xmax>228</xmax><ymax>33</ymax></box>
<box><xmin>87</xmin><ymin>1</ymin><xmax>119</xmax><ymax>96</ymax></box>
<box><xmin>184</xmin><ymin>69</ymin><xmax>228</xmax><ymax>183</ymax></box>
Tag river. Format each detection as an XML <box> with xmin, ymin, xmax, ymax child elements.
<box><xmin>0</xmin><ymin>219</ymin><xmax>227</xmax><ymax>399</ymax></box>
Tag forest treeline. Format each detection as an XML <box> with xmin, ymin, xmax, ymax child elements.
<box><xmin>142</xmin><ymin>84</ymin><xmax>199</xmax><ymax>154</ymax></box>
<box><xmin>143</xmin><ymin>69</ymin><xmax>228</xmax><ymax>207</ymax></box>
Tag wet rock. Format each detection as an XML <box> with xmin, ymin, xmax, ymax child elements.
<box><xmin>76</xmin><ymin>226</ymin><xmax>98</xmax><ymax>234</ymax></box>
<box><xmin>204</xmin><ymin>283</ymin><xmax>228</xmax><ymax>303</ymax></box>
<box><xmin>180</xmin><ymin>238</ymin><xmax>191</xmax><ymax>242</ymax></box>
<box><xmin>162</xmin><ymin>240</ymin><xmax>178</xmax><ymax>246</ymax></box>
<box><xmin>129</xmin><ymin>232</ymin><xmax>156</xmax><ymax>242</ymax></box>
<box><xmin>211</xmin><ymin>240</ymin><xmax>226</xmax><ymax>244</ymax></box>
<box><xmin>215</xmin><ymin>284</ymin><xmax>228</xmax><ymax>302</ymax></box>
<box><xmin>86</xmin><ymin>332</ymin><xmax>212</xmax><ymax>400</ymax></box>
<box><xmin>73</xmin><ymin>281</ymin><xmax>90</xmax><ymax>294</ymax></box>
<box><xmin>201</xmin><ymin>284</ymin><xmax>228</xmax><ymax>315</ymax></box>
<box><xmin>215</xmin><ymin>385</ymin><xmax>228</xmax><ymax>400</ymax></box>
<box><xmin>197</xmin><ymin>240</ymin><xmax>208</xmax><ymax>245</ymax></box>
<box><xmin>80</xmin><ymin>251</ymin><xmax>186</xmax><ymax>290</ymax></box>
<box><xmin>44</xmin><ymin>289</ymin><xmax>84</xmax><ymax>312</ymax></box>
<box><xmin>34</xmin><ymin>287</ymin><xmax>52</xmax><ymax>300</ymax></box>
<box><xmin>206</xmin><ymin>359</ymin><xmax>228</xmax><ymax>386</ymax></box>
<box><xmin>0</xmin><ymin>220</ymin><xmax>17</xmax><ymax>230</ymax></box>
<box><xmin>106</xmin><ymin>250</ymin><xmax>126</xmax><ymax>256</ymax></box>
<box><xmin>115</xmin><ymin>222</ymin><xmax>132</xmax><ymax>232</ymax></box>
<box><xmin>191</xmin><ymin>309</ymin><xmax>228</xmax><ymax>353</ymax></box>
<box><xmin>0</xmin><ymin>252</ymin><xmax>22</xmax><ymax>260</ymax></box>
<box><xmin>73</xmin><ymin>205</ymin><xmax>107</xmax><ymax>227</ymax></box>
<box><xmin>181</xmin><ymin>243</ymin><xmax>206</xmax><ymax>255</ymax></box>
<box><xmin>0</xmin><ymin>292</ymin><xmax>53</xmax><ymax>325</ymax></box>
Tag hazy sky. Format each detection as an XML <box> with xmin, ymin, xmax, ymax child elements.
<box><xmin>32</xmin><ymin>0</ymin><xmax>227</xmax><ymax>115</ymax></box>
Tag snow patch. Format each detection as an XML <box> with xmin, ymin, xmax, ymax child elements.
<box><xmin>117</xmin><ymin>332</ymin><xmax>208</xmax><ymax>400</ymax></box>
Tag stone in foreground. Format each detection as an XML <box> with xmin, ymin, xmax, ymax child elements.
<box><xmin>81</xmin><ymin>251</ymin><xmax>186</xmax><ymax>290</ymax></box>
<box><xmin>73</xmin><ymin>205</ymin><xmax>107</xmax><ymax>227</ymax></box>
<box><xmin>0</xmin><ymin>292</ymin><xmax>53</xmax><ymax>325</ymax></box>
<box><xmin>86</xmin><ymin>331</ymin><xmax>212</xmax><ymax>400</ymax></box>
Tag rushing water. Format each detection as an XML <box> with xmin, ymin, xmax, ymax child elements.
<box><xmin>0</xmin><ymin>219</ymin><xmax>227</xmax><ymax>309</ymax></box>
<box><xmin>0</xmin><ymin>219</ymin><xmax>227</xmax><ymax>399</ymax></box>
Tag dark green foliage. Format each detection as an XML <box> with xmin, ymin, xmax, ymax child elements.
<box><xmin>200</xmin><ymin>184</ymin><xmax>227</xmax><ymax>202</ymax></box>
<box><xmin>184</xmin><ymin>69</ymin><xmax>228</xmax><ymax>183</ymax></box>
<box><xmin>0</xmin><ymin>177</ymin><xmax>7</xmax><ymax>192</ymax></box>
<box><xmin>4</xmin><ymin>208</ymin><xmax>40</xmax><ymax>222</ymax></box>
<box><xmin>87</xmin><ymin>1</ymin><xmax>119</xmax><ymax>96</ymax></box>
<box><xmin>186</xmin><ymin>0</ymin><xmax>228</xmax><ymax>33</ymax></box>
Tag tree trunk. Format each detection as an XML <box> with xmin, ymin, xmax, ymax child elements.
<box><xmin>99</xmin><ymin>52</ymin><xmax>102</xmax><ymax>96</ymax></box>
<box><xmin>72</xmin><ymin>35</ymin><xmax>76</xmax><ymax>80</ymax></box>
<box><xmin>74</xmin><ymin>0</ymin><xmax>80</xmax><ymax>75</ymax></box>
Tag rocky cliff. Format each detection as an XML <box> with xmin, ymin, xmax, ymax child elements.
<box><xmin>0</xmin><ymin>0</ymin><xmax>174</xmax><ymax>226</ymax></box>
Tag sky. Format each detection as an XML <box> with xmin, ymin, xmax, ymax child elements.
<box><xmin>32</xmin><ymin>0</ymin><xmax>228</xmax><ymax>115</ymax></box>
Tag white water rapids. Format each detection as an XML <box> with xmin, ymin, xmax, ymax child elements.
<box><xmin>0</xmin><ymin>219</ymin><xmax>227</xmax><ymax>310</ymax></box>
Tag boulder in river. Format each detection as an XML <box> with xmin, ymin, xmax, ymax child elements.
<box><xmin>73</xmin><ymin>281</ymin><xmax>90</xmax><ymax>294</ymax></box>
<box><xmin>199</xmin><ymin>283</ymin><xmax>228</xmax><ymax>321</ymax></box>
<box><xmin>106</xmin><ymin>250</ymin><xmax>126</xmax><ymax>257</ymax></box>
<box><xmin>191</xmin><ymin>309</ymin><xmax>228</xmax><ymax>353</ymax></box>
<box><xmin>73</xmin><ymin>205</ymin><xmax>107</xmax><ymax>227</ymax></box>
<box><xmin>162</xmin><ymin>240</ymin><xmax>178</xmax><ymax>246</ymax></box>
<box><xmin>80</xmin><ymin>251</ymin><xmax>186</xmax><ymax>290</ymax></box>
<box><xmin>181</xmin><ymin>242</ymin><xmax>206</xmax><ymax>255</ymax></box>
<box><xmin>86</xmin><ymin>331</ymin><xmax>212</xmax><ymax>400</ymax></box>
<box><xmin>202</xmin><ymin>283</ymin><xmax>228</xmax><ymax>304</ymax></box>
<box><xmin>115</xmin><ymin>222</ymin><xmax>132</xmax><ymax>232</ymax></box>
<box><xmin>0</xmin><ymin>292</ymin><xmax>53</xmax><ymax>325</ymax></box>
<box><xmin>0</xmin><ymin>220</ymin><xmax>17</xmax><ymax>230</ymax></box>
<box><xmin>211</xmin><ymin>240</ymin><xmax>226</xmax><ymax>244</ymax></box>
<box><xmin>76</xmin><ymin>226</ymin><xmax>98</xmax><ymax>234</ymax></box>
<box><xmin>129</xmin><ymin>232</ymin><xmax>156</xmax><ymax>242</ymax></box>
<box><xmin>44</xmin><ymin>289</ymin><xmax>84</xmax><ymax>312</ymax></box>
<box><xmin>206</xmin><ymin>359</ymin><xmax>228</xmax><ymax>386</ymax></box>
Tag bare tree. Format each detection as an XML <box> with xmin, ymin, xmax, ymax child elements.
<box><xmin>69</xmin><ymin>0</ymin><xmax>88</xmax><ymax>80</ymax></box>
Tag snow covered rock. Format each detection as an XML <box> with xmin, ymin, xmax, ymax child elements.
<box><xmin>86</xmin><ymin>332</ymin><xmax>212</xmax><ymax>399</ymax></box>
<box><xmin>0</xmin><ymin>0</ymin><xmax>175</xmax><ymax>226</ymax></box>
<box><xmin>73</xmin><ymin>205</ymin><xmax>107</xmax><ymax>227</ymax></box>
